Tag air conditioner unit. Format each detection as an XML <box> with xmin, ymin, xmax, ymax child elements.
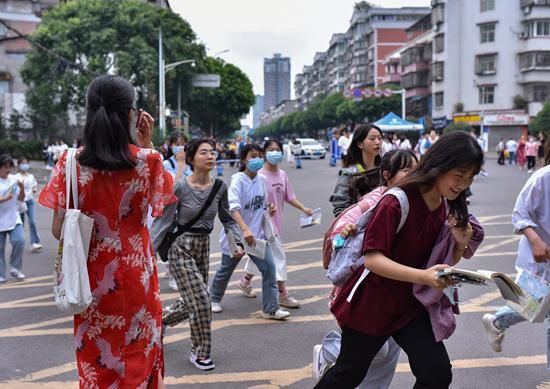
<box><xmin>519</xmin><ymin>31</ymin><xmax>529</xmax><ymax>39</ymax></box>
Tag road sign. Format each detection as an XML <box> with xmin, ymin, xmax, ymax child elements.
<box><xmin>192</xmin><ymin>74</ymin><xmax>221</xmax><ymax>88</ymax></box>
<box><xmin>383</xmin><ymin>89</ymin><xmax>393</xmax><ymax>97</ymax></box>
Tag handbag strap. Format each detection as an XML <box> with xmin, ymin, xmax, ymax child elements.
<box><xmin>177</xmin><ymin>178</ymin><xmax>223</xmax><ymax>232</ymax></box>
<box><xmin>65</xmin><ymin>148</ymin><xmax>79</xmax><ymax>210</ymax></box>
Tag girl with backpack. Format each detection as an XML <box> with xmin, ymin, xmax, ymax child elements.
<box><xmin>209</xmin><ymin>143</ymin><xmax>291</xmax><ymax>320</ymax></box>
<box><xmin>151</xmin><ymin>139</ymin><xmax>244</xmax><ymax>371</ymax></box>
<box><xmin>315</xmin><ymin>131</ymin><xmax>484</xmax><ymax>389</ymax></box>
<box><xmin>314</xmin><ymin>149</ymin><xmax>418</xmax><ymax>388</ymax></box>
<box><xmin>330</xmin><ymin>124</ymin><xmax>382</xmax><ymax>217</ymax></box>
<box><xmin>238</xmin><ymin>139</ymin><xmax>314</xmax><ymax>308</ymax></box>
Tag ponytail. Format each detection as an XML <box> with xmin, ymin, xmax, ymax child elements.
<box><xmin>78</xmin><ymin>75</ymin><xmax>137</xmax><ymax>171</ymax></box>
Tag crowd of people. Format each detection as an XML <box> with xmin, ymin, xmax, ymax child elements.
<box><xmin>0</xmin><ymin>74</ymin><xmax>547</xmax><ymax>388</ymax></box>
<box><xmin>496</xmin><ymin>132</ymin><xmax>546</xmax><ymax>173</ymax></box>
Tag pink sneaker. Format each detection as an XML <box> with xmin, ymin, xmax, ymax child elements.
<box><xmin>238</xmin><ymin>279</ymin><xmax>257</xmax><ymax>298</ymax></box>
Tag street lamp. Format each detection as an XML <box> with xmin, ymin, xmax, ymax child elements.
<box><xmin>158</xmin><ymin>27</ymin><xmax>196</xmax><ymax>138</ymax></box>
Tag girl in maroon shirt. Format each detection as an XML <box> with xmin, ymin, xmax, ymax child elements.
<box><xmin>316</xmin><ymin>131</ymin><xmax>484</xmax><ymax>389</ymax></box>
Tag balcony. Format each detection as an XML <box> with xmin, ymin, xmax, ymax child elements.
<box><xmin>522</xmin><ymin>0</ymin><xmax>550</xmax><ymax>7</ymax></box>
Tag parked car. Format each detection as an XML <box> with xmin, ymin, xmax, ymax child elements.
<box><xmin>297</xmin><ymin>138</ymin><xmax>326</xmax><ymax>159</ymax></box>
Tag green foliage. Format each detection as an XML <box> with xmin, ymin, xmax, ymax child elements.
<box><xmin>513</xmin><ymin>95</ymin><xmax>528</xmax><ymax>111</ymax></box>
<box><xmin>443</xmin><ymin>122</ymin><xmax>474</xmax><ymax>134</ymax></box>
<box><xmin>21</xmin><ymin>0</ymin><xmax>205</xmax><ymax>135</ymax></box>
<box><xmin>0</xmin><ymin>140</ymin><xmax>44</xmax><ymax>160</ymax></box>
<box><xmin>453</xmin><ymin>102</ymin><xmax>464</xmax><ymax>113</ymax></box>
<box><xmin>188</xmin><ymin>57</ymin><xmax>254</xmax><ymax>138</ymax></box>
<box><xmin>531</xmin><ymin>102</ymin><xmax>550</xmax><ymax>134</ymax></box>
<box><xmin>255</xmin><ymin>89</ymin><xmax>403</xmax><ymax>138</ymax></box>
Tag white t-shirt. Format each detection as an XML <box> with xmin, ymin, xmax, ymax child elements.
<box><xmin>506</xmin><ymin>140</ymin><xmax>517</xmax><ymax>153</ymax></box>
<box><xmin>400</xmin><ymin>139</ymin><xmax>412</xmax><ymax>150</ymax></box>
<box><xmin>219</xmin><ymin>172</ymin><xmax>267</xmax><ymax>254</ymax></box>
<box><xmin>0</xmin><ymin>176</ymin><xmax>22</xmax><ymax>231</ymax></box>
<box><xmin>12</xmin><ymin>173</ymin><xmax>37</xmax><ymax>202</ymax></box>
<box><xmin>512</xmin><ymin>165</ymin><xmax>550</xmax><ymax>279</ymax></box>
<box><xmin>338</xmin><ymin>136</ymin><xmax>351</xmax><ymax>155</ymax></box>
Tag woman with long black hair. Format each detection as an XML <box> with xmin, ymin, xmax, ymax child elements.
<box><xmin>330</xmin><ymin>124</ymin><xmax>383</xmax><ymax>217</ymax></box>
<box><xmin>40</xmin><ymin>75</ymin><xmax>175</xmax><ymax>388</ymax></box>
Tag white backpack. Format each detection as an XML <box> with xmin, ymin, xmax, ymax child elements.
<box><xmin>327</xmin><ymin>187</ymin><xmax>409</xmax><ymax>286</ymax></box>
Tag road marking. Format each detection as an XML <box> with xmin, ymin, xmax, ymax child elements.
<box><xmin>477</xmin><ymin>214</ymin><xmax>511</xmax><ymax>223</ymax></box>
<box><xmin>4</xmin><ymin>354</ymin><xmax>544</xmax><ymax>388</ymax></box>
<box><xmin>474</xmin><ymin>251</ymin><xmax>517</xmax><ymax>257</ymax></box>
<box><xmin>476</xmin><ymin>236</ymin><xmax>521</xmax><ymax>254</ymax></box>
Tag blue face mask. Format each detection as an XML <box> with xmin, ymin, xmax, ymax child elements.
<box><xmin>172</xmin><ymin>146</ymin><xmax>185</xmax><ymax>155</ymax></box>
<box><xmin>266</xmin><ymin>151</ymin><xmax>283</xmax><ymax>165</ymax></box>
<box><xmin>247</xmin><ymin>158</ymin><xmax>264</xmax><ymax>173</ymax></box>
<box><xmin>19</xmin><ymin>164</ymin><xmax>30</xmax><ymax>172</ymax></box>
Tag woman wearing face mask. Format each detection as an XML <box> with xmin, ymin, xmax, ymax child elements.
<box><xmin>161</xmin><ymin>131</ymin><xmax>192</xmax><ymax>291</ymax></box>
<box><xmin>164</xmin><ymin>131</ymin><xmax>192</xmax><ymax>181</ymax></box>
<box><xmin>238</xmin><ymin>139</ymin><xmax>313</xmax><ymax>308</ymax></box>
<box><xmin>210</xmin><ymin>143</ymin><xmax>291</xmax><ymax>320</ymax></box>
<box><xmin>13</xmin><ymin>158</ymin><xmax>42</xmax><ymax>252</ymax></box>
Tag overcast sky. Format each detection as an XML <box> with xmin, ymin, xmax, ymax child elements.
<box><xmin>172</xmin><ymin>0</ymin><xmax>430</xmax><ymax>126</ymax></box>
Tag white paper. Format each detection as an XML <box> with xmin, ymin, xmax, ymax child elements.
<box><xmin>244</xmin><ymin>238</ymin><xmax>267</xmax><ymax>260</ymax></box>
<box><xmin>226</xmin><ymin>231</ymin><xmax>240</xmax><ymax>256</ymax></box>
<box><xmin>300</xmin><ymin>208</ymin><xmax>322</xmax><ymax>228</ymax></box>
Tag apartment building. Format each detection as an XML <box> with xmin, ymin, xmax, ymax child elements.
<box><xmin>0</xmin><ymin>0</ymin><xmax>170</xmax><ymax>128</ymax></box>
<box><xmin>264</xmin><ymin>53</ymin><xmax>291</xmax><ymax>111</ymax></box>
<box><xmin>295</xmin><ymin>4</ymin><xmax>429</xmax><ymax>111</ymax></box>
<box><xmin>431</xmin><ymin>0</ymin><xmax>550</xmax><ymax>146</ymax></box>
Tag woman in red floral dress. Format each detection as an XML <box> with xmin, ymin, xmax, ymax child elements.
<box><xmin>40</xmin><ymin>75</ymin><xmax>176</xmax><ymax>388</ymax></box>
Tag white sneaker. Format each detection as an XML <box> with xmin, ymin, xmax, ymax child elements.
<box><xmin>10</xmin><ymin>269</ymin><xmax>25</xmax><ymax>281</ymax></box>
<box><xmin>312</xmin><ymin>344</ymin><xmax>331</xmax><ymax>382</ymax></box>
<box><xmin>482</xmin><ymin>313</ymin><xmax>504</xmax><ymax>352</ymax></box>
<box><xmin>189</xmin><ymin>353</ymin><xmax>215</xmax><ymax>371</ymax></box>
<box><xmin>168</xmin><ymin>277</ymin><xmax>178</xmax><ymax>291</ymax></box>
<box><xmin>0</xmin><ymin>276</ymin><xmax>6</xmax><ymax>284</ymax></box>
<box><xmin>211</xmin><ymin>302</ymin><xmax>222</xmax><ymax>313</ymax></box>
<box><xmin>31</xmin><ymin>243</ymin><xmax>43</xmax><ymax>253</ymax></box>
<box><xmin>261</xmin><ymin>309</ymin><xmax>290</xmax><ymax>320</ymax></box>
<box><xmin>237</xmin><ymin>279</ymin><xmax>257</xmax><ymax>298</ymax></box>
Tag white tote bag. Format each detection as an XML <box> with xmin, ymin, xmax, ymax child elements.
<box><xmin>53</xmin><ymin>148</ymin><xmax>94</xmax><ymax>315</ymax></box>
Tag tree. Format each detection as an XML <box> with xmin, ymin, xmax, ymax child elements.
<box><xmin>531</xmin><ymin>102</ymin><xmax>550</xmax><ymax>134</ymax></box>
<box><xmin>443</xmin><ymin>122</ymin><xmax>474</xmax><ymax>134</ymax></box>
<box><xmin>21</xmin><ymin>0</ymin><xmax>205</xmax><ymax>137</ymax></box>
<box><xmin>187</xmin><ymin>57</ymin><xmax>254</xmax><ymax>138</ymax></box>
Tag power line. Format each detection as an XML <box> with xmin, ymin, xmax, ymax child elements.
<box><xmin>0</xmin><ymin>18</ymin><xmax>97</xmax><ymax>76</ymax></box>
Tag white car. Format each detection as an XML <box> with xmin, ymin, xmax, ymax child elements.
<box><xmin>297</xmin><ymin>138</ymin><xmax>326</xmax><ymax>159</ymax></box>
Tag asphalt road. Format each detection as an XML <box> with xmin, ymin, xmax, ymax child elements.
<box><xmin>0</xmin><ymin>156</ymin><xmax>548</xmax><ymax>389</ymax></box>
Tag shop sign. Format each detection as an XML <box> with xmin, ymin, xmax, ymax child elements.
<box><xmin>483</xmin><ymin>114</ymin><xmax>529</xmax><ymax>126</ymax></box>
<box><xmin>453</xmin><ymin>114</ymin><xmax>481</xmax><ymax>124</ymax></box>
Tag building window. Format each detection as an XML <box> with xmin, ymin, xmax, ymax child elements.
<box><xmin>432</xmin><ymin>61</ymin><xmax>444</xmax><ymax>81</ymax></box>
<box><xmin>480</xmin><ymin>0</ymin><xmax>495</xmax><ymax>12</ymax></box>
<box><xmin>533</xmin><ymin>84</ymin><xmax>550</xmax><ymax>102</ymax></box>
<box><xmin>519</xmin><ymin>51</ymin><xmax>550</xmax><ymax>70</ymax></box>
<box><xmin>434</xmin><ymin>92</ymin><xmax>444</xmax><ymax>107</ymax></box>
<box><xmin>401</xmin><ymin>71</ymin><xmax>430</xmax><ymax>89</ymax></box>
<box><xmin>434</xmin><ymin>34</ymin><xmax>445</xmax><ymax>53</ymax></box>
<box><xmin>475</xmin><ymin>54</ymin><xmax>497</xmax><ymax>74</ymax></box>
<box><xmin>480</xmin><ymin>23</ymin><xmax>496</xmax><ymax>43</ymax></box>
<box><xmin>479</xmin><ymin>85</ymin><xmax>495</xmax><ymax>104</ymax></box>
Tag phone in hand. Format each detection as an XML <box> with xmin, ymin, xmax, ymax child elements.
<box><xmin>129</xmin><ymin>109</ymin><xmax>143</xmax><ymax>143</ymax></box>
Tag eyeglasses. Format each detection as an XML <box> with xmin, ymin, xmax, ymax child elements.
<box><xmin>197</xmin><ymin>150</ymin><xmax>219</xmax><ymax>157</ymax></box>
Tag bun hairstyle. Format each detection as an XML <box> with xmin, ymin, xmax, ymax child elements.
<box><xmin>77</xmin><ymin>75</ymin><xmax>137</xmax><ymax>171</ymax></box>
<box><xmin>378</xmin><ymin>149</ymin><xmax>418</xmax><ymax>186</ymax></box>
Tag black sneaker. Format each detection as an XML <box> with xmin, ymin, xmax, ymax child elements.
<box><xmin>189</xmin><ymin>354</ymin><xmax>215</xmax><ymax>371</ymax></box>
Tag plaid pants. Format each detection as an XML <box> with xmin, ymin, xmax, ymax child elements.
<box><xmin>163</xmin><ymin>233</ymin><xmax>212</xmax><ymax>358</ymax></box>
